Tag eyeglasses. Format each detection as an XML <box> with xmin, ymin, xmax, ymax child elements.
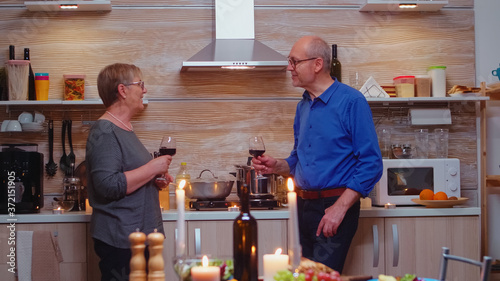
<box><xmin>287</xmin><ymin>57</ymin><xmax>318</xmax><ymax>70</ymax></box>
<box><xmin>124</xmin><ymin>80</ymin><xmax>145</xmax><ymax>90</ymax></box>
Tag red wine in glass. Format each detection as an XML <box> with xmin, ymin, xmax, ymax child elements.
<box><xmin>159</xmin><ymin>147</ymin><xmax>176</xmax><ymax>156</ymax></box>
<box><xmin>249</xmin><ymin>149</ymin><xmax>265</xmax><ymax>157</ymax></box>
<box><xmin>249</xmin><ymin>136</ymin><xmax>266</xmax><ymax>178</ymax></box>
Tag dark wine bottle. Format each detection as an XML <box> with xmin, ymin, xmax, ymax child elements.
<box><xmin>330</xmin><ymin>44</ymin><xmax>342</xmax><ymax>82</ymax></box>
<box><xmin>233</xmin><ymin>183</ymin><xmax>258</xmax><ymax>281</ymax></box>
<box><xmin>9</xmin><ymin>45</ymin><xmax>15</xmax><ymax>60</ymax></box>
<box><xmin>24</xmin><ymin>48</ymin><xmax>36</xmax><ymax>100</ymax></box>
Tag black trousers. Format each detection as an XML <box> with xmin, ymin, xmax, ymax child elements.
<box><xmin>297</xmin><ymin>195</ymin><xmax>360</xmax><ymax>274</ymax></box>
<box><xmin>93</xmin><ymin>239</ymin><xmax>150</xmax><ymax>281</ymax></box>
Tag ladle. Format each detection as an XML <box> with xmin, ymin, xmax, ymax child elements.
<box><xmin>45</xmin><ymin>120</ymin><xmax>58</xmax><ymax>176</ymax></box>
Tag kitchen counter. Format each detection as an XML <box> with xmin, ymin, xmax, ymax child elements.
<box><xmin>0</xmin><ymin>206</ymin><xmax>481</xmax><ymax>224</ymax></box>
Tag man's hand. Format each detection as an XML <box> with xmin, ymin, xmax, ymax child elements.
<box><xmin>252</xmin><ymin>156</ymin><xmax>291</xmax><ymax>176</ymax></box>
<box><xmin>316</xmin><ymin>189</ymin><xmax>361</xmax><ymax>237</ymax></box>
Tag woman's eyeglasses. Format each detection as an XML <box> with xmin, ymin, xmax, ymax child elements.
<box><xmin>125</xmin><ymin>81</ymin><xmax>145</xmax><ymax>90</ymax></box>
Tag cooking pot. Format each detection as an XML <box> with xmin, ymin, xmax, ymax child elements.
<box><xmin>185</xmin><ymin>169</ymin><xmax>235</xmax><ymax>200</ymax></box>
<box><xmin>235</xmin><ymin>164</ymin><xmax>280</xmax><ymax>199</ymax></box>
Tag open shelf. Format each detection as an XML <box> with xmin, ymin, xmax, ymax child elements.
<box><xmin>486</xmin><ymin>175</ymin><xmax>500</xmax><ymax>187</ymax></box>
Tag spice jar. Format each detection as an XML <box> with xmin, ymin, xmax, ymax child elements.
<box><xmin>391</xmin><ymin>144</ymin><xmax>402</xmax><ymax>159</ymax></box>
<box><xmin>401</xmin><ymin>144</ymin><xmax>413</xmax><ymax>159</ymax></box>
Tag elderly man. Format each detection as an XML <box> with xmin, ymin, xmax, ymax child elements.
<box><xmin>252</xmin><ymin>36</ymin><xmax>382</xmax><ymax>273</ymax></box>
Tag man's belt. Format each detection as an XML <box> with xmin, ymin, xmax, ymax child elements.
<box><xmin>296</xmin><ymin>187</ymin><xmax>346</xmax><ymax>199</ymax></box>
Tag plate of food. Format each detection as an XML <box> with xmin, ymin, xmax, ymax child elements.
<box><xmin>411</xmin><ymin>197</ymin><xmax>468</xmax><ymax>208</ymax></box>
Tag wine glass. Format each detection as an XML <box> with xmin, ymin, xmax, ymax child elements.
<box><xmin>156</xmin><ymin>136</ymin><xmax>176</xmax><ymax>186</ymax></box>
<box><xmin>159</xmin><ymin>136</ymin><xmax>176</xmax><ymax>156</ymax></box>
<box><xmin>249</xmin><ymin>136</ymin><xmax>266</xmax><ymax>178</ymax></box>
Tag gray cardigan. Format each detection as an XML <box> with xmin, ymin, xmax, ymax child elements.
<box><xmin>86</xmin><ymin>120</ymin><xmax>164</xmax><ymax>248</ymax></box>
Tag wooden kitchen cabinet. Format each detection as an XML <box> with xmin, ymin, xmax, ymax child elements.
<box><xmin>163</xmin><ymin>219</ymin><xmax>288</xmax><ymax>278</ymax></box>
<box><xmin>343</xmin><ymin>218</ymin><xmax>385</xmax><ymax>276</ymax></box>
<box><xmin>343</xmin><ymin>216</ymin><xmax>480</xmax><ymax>280</ymax></box>
<box><xmin>0</xmin><ymin>222</ymin><xmax>88</xmax><ymax>281</ymax></box>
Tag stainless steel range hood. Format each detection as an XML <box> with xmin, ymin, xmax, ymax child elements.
<box><xmin>181</xmin><ymin>0</ymin><xmax>288</xmax><ymax>72</ymax></box>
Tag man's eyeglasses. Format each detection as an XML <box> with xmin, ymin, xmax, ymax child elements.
<box><xmin>287</xmin><ymin>57</ymin><xmax>318</xmax><ymax>70</ymax></box>
<box><xmin>125</xmin><ymin>81</ymin><xmax>145</xmax><ymax>90</ymax></box>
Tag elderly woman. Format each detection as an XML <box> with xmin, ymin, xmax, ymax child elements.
<box><xmin>86</xmin><ymin>63</ymin><xmax>174</xmax><ymax>280</ymax></box>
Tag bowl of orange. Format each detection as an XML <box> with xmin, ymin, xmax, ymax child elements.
<box><xmin>412</xmin><ymin>189</ymin><xmax>468</xmax><ymax>208</ymax></box>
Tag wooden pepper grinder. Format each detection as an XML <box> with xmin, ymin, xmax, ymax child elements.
<box><xmin>147</xmin><ymin>229</ymin><xmax>165</xmax><ymax>281</ymax></box>
<box><xmin>129</xmin><ymin>230</ymin><xmax>147</xmax><ymax>281</ymax></box>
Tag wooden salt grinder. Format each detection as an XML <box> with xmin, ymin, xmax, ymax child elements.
<box><xmin>147</xmin><ymin>229</ymin><xmax>165</xmax><ymax>281</ymax></box>
<box><xmin>129</xmin><ymin>230</ymin><xmax>147</xmax><ymax>281</ymax></box>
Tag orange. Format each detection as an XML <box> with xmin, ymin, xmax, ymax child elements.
<box><xmin>419</xmin><ymin>189</ymin><xmax>434</xmax><ymax>200</ymax></box>
<box><xmin>434</xmin><ymin>191</ymin><xmax>448</xmax><ymax>200</ymax></box>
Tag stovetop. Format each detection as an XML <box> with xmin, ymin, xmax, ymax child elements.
<box><xmin>189</xmin><ymin>199</ymin><xmax>280</xmax><ymax>211</ymax></box>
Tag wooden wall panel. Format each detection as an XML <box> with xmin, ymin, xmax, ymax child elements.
<box><xmin>0</xmin><ymin>2</ymin><xmax>478</xmax><ymax>206</ymax></box>
<box><xmin>0</xmin><ymin>8</ymin><xmax>475</xmax><ymax>99</ymax></box>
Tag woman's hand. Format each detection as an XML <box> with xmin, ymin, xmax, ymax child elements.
<box><xmin>151</xmin><ymin>155</ymin><xmax>173</xmax><ymax>189</ymax></box>
<box><xmin>153</xmin><ymin>155</ymin><xmax>172</xmax><ymax>174</ymax></box>
<box><xmin>155</xmin><ymin>173</ymin><xmax>174</xmax><ymax>189</ymax></box>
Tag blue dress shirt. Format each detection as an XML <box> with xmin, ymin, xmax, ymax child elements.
<box><xmin>285</xmin><ymin>80</ymin><xmax>382</xmax><ymax>197</ymax></box>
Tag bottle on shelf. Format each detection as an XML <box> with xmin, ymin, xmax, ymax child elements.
<box><xmin>175</xmin><ymin>162</ymin><xmax>191</xmax><ymax>209</ymax></box>
<box><xmin>9</xmin><ymin>45</ymin><xmax>15</xmax><ymax>60</ymax></box>
<box><xmin>330</xmin><ymin>44</ymin><xmax>342</xmax><ymax>83</ymax></box>
<box><xmin>24</xmin><ymin>48</ymin><xmax>36</xmax><ymax>100</ymax></box>
<box><xmin>233</xmin><ymin>183</ymin><xmax>258</xmax><ymax>281</ymax></box>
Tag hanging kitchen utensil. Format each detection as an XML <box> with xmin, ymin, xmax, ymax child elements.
<box><xmin>45</xmin><ymin>119</ymin><xmax>57</xmax><ymax>177</ymax></box>
<box><xmin>59</xmin><ymin>120</ymin><xmax>69</xmax><ymax>175</ymax></box>
<box><xmin>67</xmin><ymin>119</ymin><xmax>75</xmax><ymax>167</ymax></box>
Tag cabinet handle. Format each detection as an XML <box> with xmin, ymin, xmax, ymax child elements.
<box><xmin>195</xmin><ymin>228</ymin><xmax>201</xmax><ymax>256</ymax></box>
<box><xmin>372</xmin><ymin>225</ymin><xmax>379</xmax><ymax>268</ymax></box>
<box><xmin>392</xmin><ymin>224</ymin><xmax>399</xmax><ymax>267</ymax></box>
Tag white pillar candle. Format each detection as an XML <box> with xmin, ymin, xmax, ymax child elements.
<box><xmin>191</xmin><ymin>255</ymin><xmax>220</xmax><ymax>281</ymax></box>
<box><xmin>263</xmin><ymin>248</ymin><xmax>289</xmax><ymax>281</ymax></box>
<box><xmin>287</xmin><ymin>178</ymin><xmax>301</xmax><ymax>271</ymax></box>
<box><xmin>176</xmin><ymin>180</ymin><xmax>186</xmax><ymax>257</ymax></box>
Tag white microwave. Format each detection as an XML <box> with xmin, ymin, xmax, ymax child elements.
<box><xmin>369</xmin><ymin>158</ymin><xmax>460</xmax><ymax>206</ymax></box>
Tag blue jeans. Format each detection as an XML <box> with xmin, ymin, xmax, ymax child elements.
<box><xmin>297</xmin><ymin>196</ymin><xmax>360</xmax><ymax>274</ymax></box>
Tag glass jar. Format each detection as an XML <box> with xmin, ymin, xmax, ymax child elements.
<box><xmin>391</xmin><ymin>144</ymin><xmax>402</xmax><ymax>159</ymax></box>
<box><xmin>63</xmin><ymin>177</ymin><xmax>81</xmax><ymax>211</ymax></box>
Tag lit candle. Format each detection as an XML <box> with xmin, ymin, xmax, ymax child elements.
<box><xmin>385</xmin><ymin>202</ymin><xmax>396</xmax><ymax>209</ymax></box>
<box><xmin>228</xmin><ymin>205</ymin><xmax>239</xmax><ymax>212</ymax></box>
<box><xmin>176</xmin><ymin>180</ymin><xmax>186</xmax><ymax>257</ymax></box>
<box><xmin>191</xmin><ymin>255</ymin><xmax>220</xmax><ymax>281</ymax></box>
<box><xmin>52</xmin><ymin>207</ymin><xmax>64</xmax><ymax>214</ymax></box>
<box><xmin>263</xmin><ymin>248</ymin><xmax>289</xmax><ymax>281</ymax></box>
<box><xmin>287</xmin><ymin>178</ymin><xmax>301</xmax><ymax>271</ymax></box>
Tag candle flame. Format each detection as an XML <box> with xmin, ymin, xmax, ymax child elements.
<box><xmin>274</xmin><ymin>248</ymin><xmax>282</xmax><ymax>255</ymax></box>
<box><xmin>178</xmin><ymin>179</ymin><xmax>186</xmax><ymax>190</ymax></box>
<box><xmin>287</xmin><ymin>178</ymin><xmax>294</xmax><ymax>192</ymax></box>
<box><xmin>202</xmin><ymin>255</ymin><xmax>209</xmax><ymax>267</ymax></box>
<box><xmin>57</xmin><ymin>207</ymin><xmax>61</xmax><ymax>210</ymax></box>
